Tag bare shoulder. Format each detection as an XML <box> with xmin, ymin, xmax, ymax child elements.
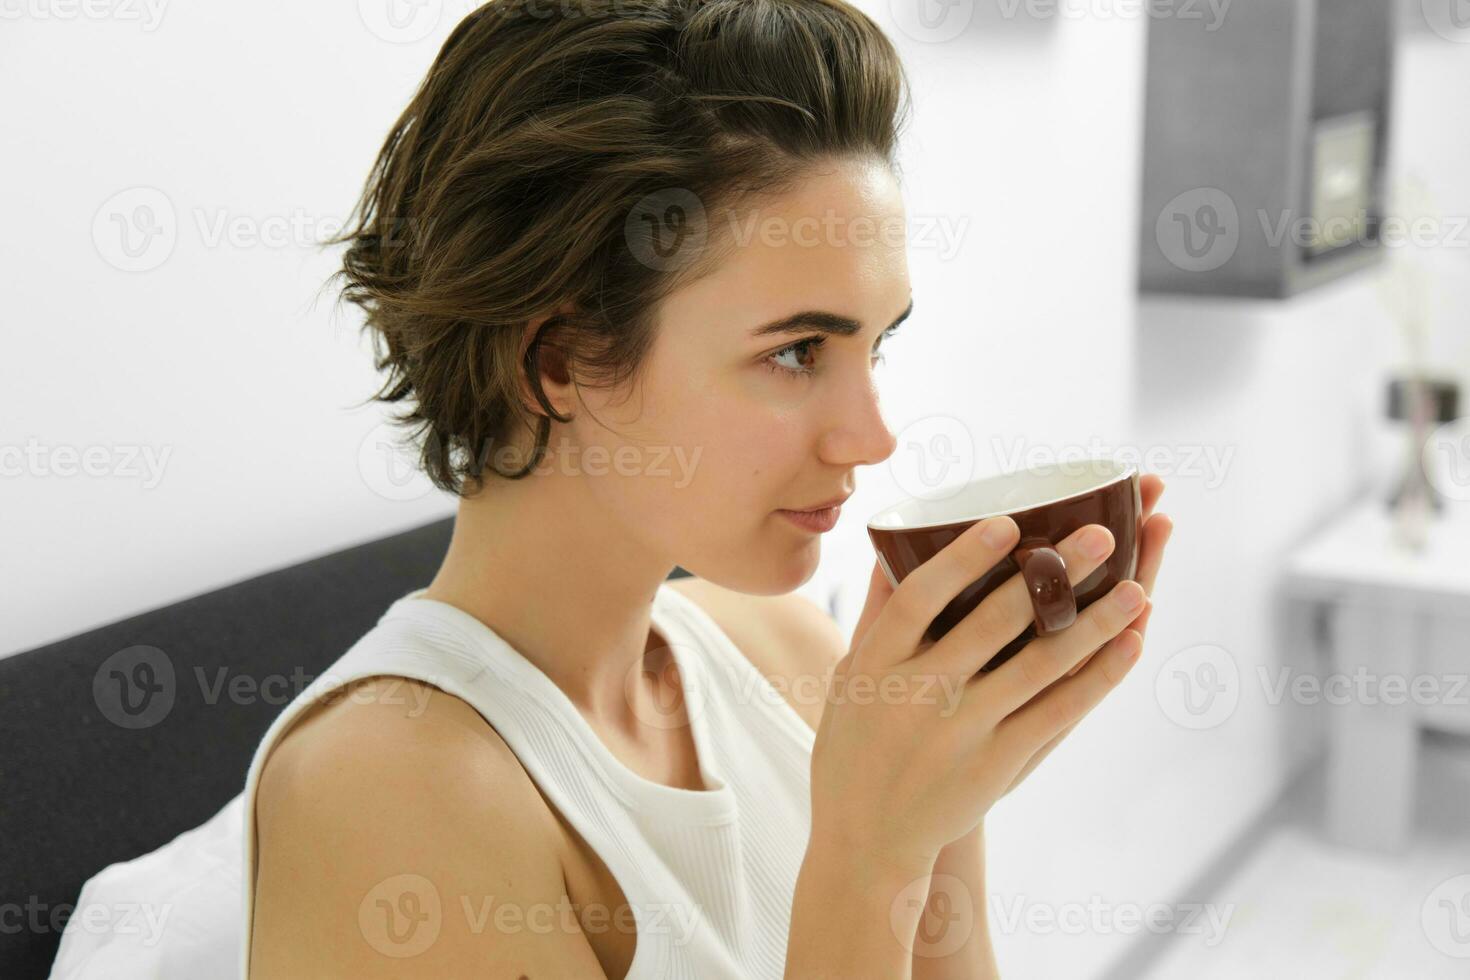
<box><xmin>249</xmin><ymin>676</ymin><xmax>607</xmax><ymax>979</ymax></box>
<box><xmin>666</xmin><ymin>577</ymin><xmax>847</xmax><ymax>731</ymax></box>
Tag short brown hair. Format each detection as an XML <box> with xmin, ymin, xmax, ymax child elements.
<box><xmin>325</xmin><ymin>0</ymin><xmax>912</xmax><ymax>498</ymax></box>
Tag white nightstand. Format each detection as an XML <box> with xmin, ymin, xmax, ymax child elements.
<box><xmin>1283</xmin><ymin>496</ymin><xmax>1470</xmax><ymax>852</ymax></box>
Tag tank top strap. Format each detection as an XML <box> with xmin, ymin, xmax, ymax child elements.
<box><xmin>652</xmin><ymin>584</ymin><xmax>818</xmax><ymax>761</ymax></box>
<box><xmin>378</xmin><ymin>586</ymin><xmax>742</xmax><ymax>821</ymax></box>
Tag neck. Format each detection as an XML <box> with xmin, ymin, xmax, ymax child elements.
<box><xmin>420</xmin><ymin>458</ymin><xmax>677</xmax><ymax>731</ymax></box>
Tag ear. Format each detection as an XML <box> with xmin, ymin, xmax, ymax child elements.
<box><xmin>516</xmin><ymin>302</ymin><xmax>580</xmax><ymax>421</ymax></box>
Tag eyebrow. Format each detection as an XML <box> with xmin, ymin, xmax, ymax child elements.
<box><xmin>749</xmin><ymin>297</ymin><xmax>915</xmax><ymax>339</ymax></box>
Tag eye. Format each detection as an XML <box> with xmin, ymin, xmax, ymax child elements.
<box><xmin>872</xmin><ymin>325</ymin><xmax>898</xmax><ymax>365</ymax></box>
<box><xmin>763</xmin><ymin>327</ymin><xmax>899</xmax><ymax>379</ymax></box>
<box><xmin>871</xmin><ymin>325</ymin><xmax>899</xmax><ymax>366</ymax></box>
<box><xmin>765</xmin><ymin>337</ymin><xmax>825</xmax><ymax>377</ymax></box>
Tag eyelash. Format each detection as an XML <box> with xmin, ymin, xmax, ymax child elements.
<box><xmin>764</xmin><ymin>326</ymin><xmax>899</xmax><ymax>379</ymax></box>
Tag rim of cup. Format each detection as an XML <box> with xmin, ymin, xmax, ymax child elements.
<box><xmin>867</xmin><ymin>456</ymin><xmax>1138</xmax><ymax>532</ymax></box>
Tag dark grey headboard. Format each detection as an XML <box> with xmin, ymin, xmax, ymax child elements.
<box><xmin>0</xmin><ymin>517</ymin><xmax>466</xmax><ymax>978</ymax></box>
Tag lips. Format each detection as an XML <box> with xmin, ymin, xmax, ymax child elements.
<box><xmin>778</xmin><ymin>504</ymin><xmax>842</xmax><ymax>533</ymax></box>
<box><xmin>788</xmin><ymin>492</ymin><xmax>852</xmax><ymax>513</ymax></box>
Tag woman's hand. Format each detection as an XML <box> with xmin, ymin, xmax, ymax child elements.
<box><xmin>998</xmin><ymin>472</ymin><xmax>1173</xmax><ymax>797</ymax></box>
<box><xmin>809</xmin><ymin>509</ymin><xmax>1150</xmax><ymax>879</ymax></box>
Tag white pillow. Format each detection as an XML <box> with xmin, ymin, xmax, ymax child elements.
<box><xmin>50</xmin><ymin>793</ymin><xmax>244</xmax><ymax>980</ymax></box>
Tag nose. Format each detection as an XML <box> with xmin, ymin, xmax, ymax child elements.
<box><xmin>817</xmin><ymin>370</ymin><xmax>898</xmax><ymax>467</ymax></box>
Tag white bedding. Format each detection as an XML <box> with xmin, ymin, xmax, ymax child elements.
<box><xmin>49</xmin><ymin>793</ymin><xmax>244</xmax><ymax>980</ymax></box>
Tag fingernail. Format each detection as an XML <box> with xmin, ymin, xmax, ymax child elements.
<box><xmin>981</xmin><ymin>518</ymin><xmax>1013</xmax><ymax>548</ymax></box>
<box><xmin>1083</xmin><ymin>527</ymin><xmax>1111</xmax><ymax>560</ymax></box>
<box><xmin>1114</xmin><ymin>582</ymin><xmax>1145</xmax><ymax>611</ymax></box>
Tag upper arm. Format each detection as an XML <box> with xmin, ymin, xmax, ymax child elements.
<box><xmin>249</xmin><ymin>677</ymin><xmax>608</xmax><ymax>980</ymax></box>
<box><xmin>668</xmin><ymin>578</ymin><xmax>847</xmax><ymax>732</ymax></box>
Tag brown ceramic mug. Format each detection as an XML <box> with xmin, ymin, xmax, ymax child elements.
<box><xmin>867</xmin><ymin>457</ymin><xmax>1141</xmax><ymax>673</ymax></box>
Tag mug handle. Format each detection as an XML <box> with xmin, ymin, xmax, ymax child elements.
<box><xmin>1011</xmin><ymin>536</ymin><xmax>1078</xmax><ymax>636</ymax></box>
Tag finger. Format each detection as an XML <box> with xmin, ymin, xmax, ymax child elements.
<box><xmin>1139</xmin><ymin>473</ymin><xmax>1165</xmax><ymax>519</ymax></box>
<box><xmin>833</xmin><ymin>561</ymin><xmax>895</xmax><ymax>686</ymax></box>
<box><xmin>1017</xmin><ymin>729</ymin><xmax>1069</xmax><ymax>787</ymax></box>
<box><xmin>974</xmin><ymin>577</ymin><xmax>1146</xmax><ymax>721</ymax></box>
<box><xmin>922</xmin><ymin>522</ymin><xmax>1118</xmax><ymax>681</ymax></box>
<box><xmin>1118</xmin><ymin>515</ymin><xmax>1170</xmax><ymax>643</ymax></box>
<box><xmin>1040</xmin><ymin>600</ymin><xmax>1152</xmax><ymax>697</ymax></box>
<box><xmin>848</xmin><ymin>560</ymin><xmax>894</xmax><ymax>657</ymax></box>
<box><xmin>996</xmin><ymin>628</ymin><xmax>1144</xmax><ymax>748</ymax></box>
<box><xmin>1007</xmin><ymin>718</ymin><xmax>1076</xmax><ymax>793</ymax></box>
<box><xmin>855</xmin><ymin>515</ymin><xmax>1021</xmax><ymax>672</ymax></box>
<box><xmin>1125</xmin><ymin>599</ymin><xmax>1155</xmax><ymax>638</ymax></box>
<box><xmin>1134</xmin><ymin>513</ymin><xmax>1173</xmax><ymax>598</ymax></box>
<box><xmin>1064</xmin><ymin>481</ymin><xmax>1165</xmax><ymax>662</ymax></box>
<box><xmin>1006</xmin><ymin>622</ymin><xmax>1143</xmax><ymax>788</ymax></box>
<box><xmin>1055</xmin><ymin>513</ymin><xmax>1169</xmax><ymax>675</ymax></box>
<box><xmin>1074</xmin><ymin>600</ymin><xmax>1150</xmax><ymax>673</ymax></box>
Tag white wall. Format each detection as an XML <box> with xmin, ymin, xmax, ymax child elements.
<box><xmin>2</xmin><ymin>3</ymin><xmax>470</xmax><ymax>655</ymax></box>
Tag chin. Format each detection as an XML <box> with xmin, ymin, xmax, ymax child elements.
<box><xmin>680</xmin><ymin>532</ymin><xmax>820</xmax><ymax>597</ymax></box>
<box><xmin>748</xmin><ymin>536</ymin><xmax>823</xmax><ymax>596</ymax></box>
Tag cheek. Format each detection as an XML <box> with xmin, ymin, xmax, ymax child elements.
<box><xmin>677</xmin><ymin>392</ymin><xmax>809</xmax><ymax>498</ymax></box>
<box><xmin>578</xmin><ymin>353</ymin><xmax>813</xmax><ymax>528</ymax></box>
<box><xmin>632</xmin><ymin>405</ymin><xmax>809</xmax><ymax>537</ymax></box>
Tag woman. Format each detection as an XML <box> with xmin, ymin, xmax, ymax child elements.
<box><xmin>244</xmin><ymin>1</ymin><xmax>1173</xmax><ymax>977</ymax></box>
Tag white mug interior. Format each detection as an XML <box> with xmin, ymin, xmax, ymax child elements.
<box><xmin>868</xmin><ymin>457</ymin><xmax>1136</xmax><ymax>532</ymax></box>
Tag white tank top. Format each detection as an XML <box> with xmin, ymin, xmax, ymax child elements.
<box><xmin>239</xmin><ymin>581</ymin><xmax>817</xmax><ymax>979</ymax></box>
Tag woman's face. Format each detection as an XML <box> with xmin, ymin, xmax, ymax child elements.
<box><xmin>571</xmin><ymin>156</ymin><xmax>911</xmax><ymax>594</ymax></box>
